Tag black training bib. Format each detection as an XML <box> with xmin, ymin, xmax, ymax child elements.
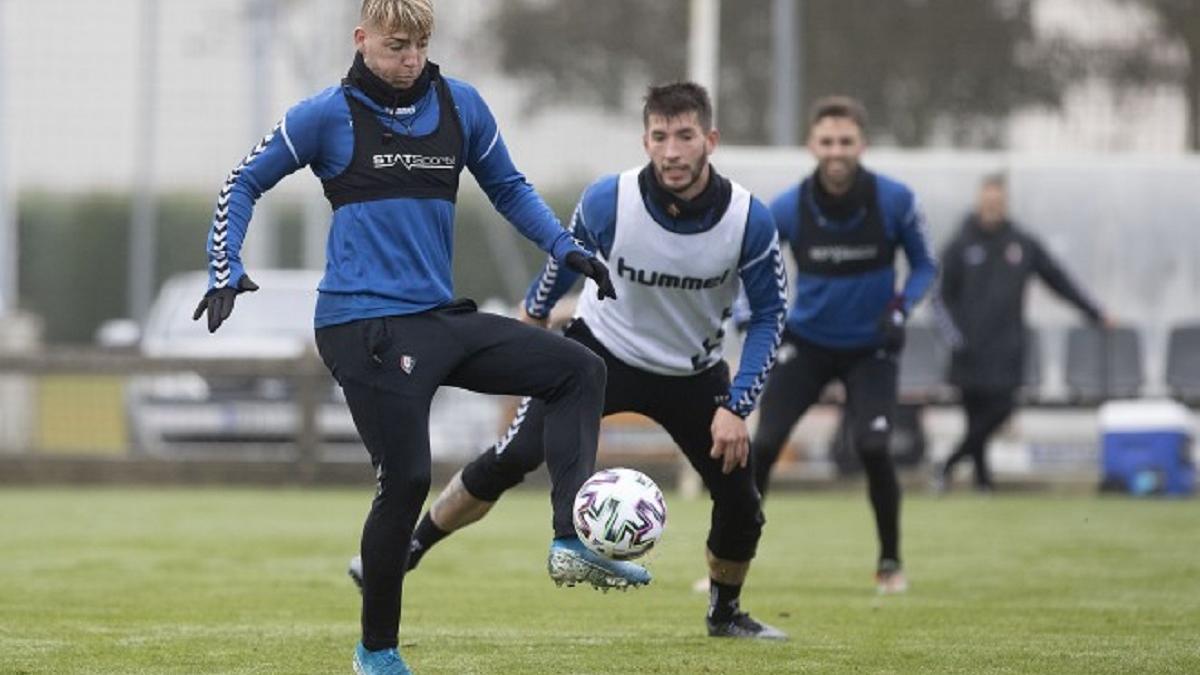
<box><xmin>322</xmin><ymin>64</ymin><xmax>464</xmax><ymax>209</ymax></box>
<box><xmin>792</xmin><ymin>171</ymin><xmax>893</xmax><ymax>277</ymax></box>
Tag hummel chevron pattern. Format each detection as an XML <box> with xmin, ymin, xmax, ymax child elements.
<box><xmin>527</xmin><ymin>201</ymin><xmax>586</xmax><ymax>317</ymax></box>
<box><xmin>730</xmin><ymin>243</ymin><xmax>787</xmax><ymax>416</ymax></box>
<box><xmin>495</xmin><ymin>397</ymin><xmax>532</xmax><ymax>454</ymax></box>
<box><xmin>209</xmin><ymin>123</ymin><xmax>279</xmax><ymax>288</ymax></box>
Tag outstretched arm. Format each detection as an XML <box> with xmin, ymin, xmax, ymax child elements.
<box><xmin>460</xmin><ymin>84</ymin><xmax>583</xmax><ymax>264</ymax></box>
<box><xmin>457</xmin><ymin>83</ymin><xmax>618</xmax><ymax>300</ymax></box>
<box><xmin>1029</xmin><ymin>236</ymin><xmax>1105</xmax><ymax>323</ymax></box>
<box><xmin>523</xmin><ymin>177</ymin><xmax>618</xmax><ymax>319</ymax></box>
<box><xmin>206</xmin><ymin>121</ymin><xmax>303</xmax><ymax>292</ymax></box>
<box><xmin>199</xmin><ymin>95</ymin><xmax>326</xmax><ymax>330</ymax></box>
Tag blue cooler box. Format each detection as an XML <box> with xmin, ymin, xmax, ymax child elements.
<box><xmin>1098</xmin><ymin>400</ymin><xmax>1195</xmax><ymax>496</ymax></box>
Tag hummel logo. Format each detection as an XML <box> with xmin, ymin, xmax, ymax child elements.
<box><xmin>372</xmin><ymin>153</ymin><xmax>456</xmax><ymax>170</ymax></box>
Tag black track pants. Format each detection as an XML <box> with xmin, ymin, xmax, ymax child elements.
<box><xmin>751</xmin><ymin>331</ymin><xmax>902</xmax><ymax>563</ymax></box>
<box><xmin>461</xmin><ymin>319</ymin><xmax>765</xmax><ymax>561</ymax></box>
<box><xmin>943</xmin><ymin>388</ymin><xmax>1016</xmax><ymax>488</ymax></box>
<box><xmin>316</xmin><ymin>301</ymin><xmax>606</xmax><ymax>651</ymax></box>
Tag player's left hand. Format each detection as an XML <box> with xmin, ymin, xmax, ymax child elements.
<box><xmin>565</xmin><ymin>251</ymin><xmax>617</xmax><ymax>301</ymax></box>
<box><xmin>709</xmin><ymin>407</ymin><xmax>750</xmax><ymax>475</ymax></box>
<box><xmin>192</xmin><ymin>274</ymin><xmax>259</xmax><ymax>334</ymax></box>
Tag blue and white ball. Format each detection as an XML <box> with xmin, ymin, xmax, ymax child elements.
<box><xmin>573</xmin><ymin>468</ymin><xmax>667</xmax><ymax>560</ymax></box>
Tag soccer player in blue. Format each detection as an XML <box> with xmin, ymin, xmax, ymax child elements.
<box><xmin>751</xmin><ymin>96</ymin><xmax>938</xmax><ymax>595</ymax></box>
<box><xmin>190</xmin><ymin>2</ymin><xmax>626</xmax><ymax>672</ymax></box>
<box><xmin>350</xmin><ymin>82</ymin><xmax>790</xmax><ymax>639</ymax></box>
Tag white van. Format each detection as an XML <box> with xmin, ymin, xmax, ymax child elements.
<box><xmin>127</xmin><ymin>270</ymin><xmax>504</xmax><ymax>461</ymax></box>
<box><xmin>127</xmin><ymin>270</ymin><xmax>358</xmax><ymax>458</ymax></box>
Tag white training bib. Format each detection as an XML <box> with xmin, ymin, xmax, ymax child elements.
<box><xmin>577</xmin><ymin>168</ymin><xmax>750</xmax><ymax>375</ymax></box>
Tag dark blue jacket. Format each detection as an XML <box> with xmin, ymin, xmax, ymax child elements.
<box><xmin>940</xmin><ymin>216</ymin><xmax>1101</xmax><ymax>390</ymax></box>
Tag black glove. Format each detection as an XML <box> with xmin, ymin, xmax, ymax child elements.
<box><xmin>565</xmin><ymin>251</ymin><xmax>617</xmax><ymax>301</ymax></box>
<box><xmin>877</xmin><ymin>295</ymin><xmax>906</xmax><ymax>353</ymax></box>
<box><xmin>192</xmin><ymin>275</ymin><xmax>259</xmax><ymax>333</ymax></box>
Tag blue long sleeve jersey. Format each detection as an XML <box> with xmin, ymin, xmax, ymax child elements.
<box><xmin>771</xmin><ymin>174</ymin><xmax>938</xmax><ymax>349</ymax></box>
<box><xmin>206</xmin><ymin>76</ymin><xmax>583</xmax><ymax>328</ymax></box>
<box><xmin>523</xmin><ymin>174</ymin><xmax>787</xmax><ymax>417</ymax></box>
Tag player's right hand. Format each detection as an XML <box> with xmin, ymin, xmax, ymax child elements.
<box><xmin>192</xmin><ymin>274</ymin><xmax>259</xmax><ymax>333</ymax></box>
<box><xmin>709</xmin><ymin>407</ymin><xmax>750</xmax><ymax>474</ymax></box>
<box><xmin>565</xmin><ymin>251</ymin><xmax>617</xmax><ymax>301</ymax></box>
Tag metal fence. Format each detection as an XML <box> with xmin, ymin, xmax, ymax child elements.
<box><xmin>0</xmin><ymin>347</ymin><xmax>702</xmax><ymax>485</ymax></box>
<box><xmin>0</xmin><ymin>344</ymin><xmax>1146</xmax><ymax>490</ymax></box>
<box><xmin>0</xmin><ymin>350</ymin><xmax>515</xmax><ymax>465</ymax></box>
<box><xmin>0</xmin><ymin>351</ymin><xmax>335</xmax><ymax>463</ymax></box>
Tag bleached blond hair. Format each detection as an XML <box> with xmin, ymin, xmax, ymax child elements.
<box><xmin>360</xmin><ymin>0</ymin><xmax>434</xmax><ymax>36</ymax></box>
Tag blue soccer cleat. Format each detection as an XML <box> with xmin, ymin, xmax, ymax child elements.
<box><xmin>547</xmin><ymin>536</ymin><xmax>651</xmax><ymax>591</ymax></box>
<box><xmin>353</xmin><ymin>642</ymin><xmax>411</xmax><ymax>675</ymax></box>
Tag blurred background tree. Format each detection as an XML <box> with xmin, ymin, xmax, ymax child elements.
<box><xmin>488</xmin><ymin>0</ymin><xmax>1192</xmax><ymax>148</ymax></box>
<box><xmin>1114</xmin><ymin>0</ymin><xmax>1200</xmax><ymax>149</ymax></box>
<box><xmin>9</xmin><ymin>0</ymin><xmax>1197</xmax><ymax>343</ymax></box>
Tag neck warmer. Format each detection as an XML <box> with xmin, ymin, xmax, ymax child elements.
<box><xmin>346</xmin><ymin>52</ymin><xmax>433</xmax><ymax>110</ymax></box>
<box><xmin>638</xmin><ymin>162</ymin><xmax>731</xmax><ymax>222</ymax></box>
<box><xmin>812</xmin><ymin>166</ymin><xmax>869</xmax><ymax>220</ymax></box>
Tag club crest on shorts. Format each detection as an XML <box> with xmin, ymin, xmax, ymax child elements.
<box><xmin>399</xmin><ymin>355</ymin><xmax>417</xmax><ymax>374</ymax></box>
<box><xmin>776</xmin><ymin>343</ymin><xmax>798</xmax><ymax>365</ymax></box>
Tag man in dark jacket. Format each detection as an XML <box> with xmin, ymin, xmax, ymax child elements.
<box><xmin>936</xmin><ymin>174</ymin><xmax>1111</xmax><ymax>492</ymax></box>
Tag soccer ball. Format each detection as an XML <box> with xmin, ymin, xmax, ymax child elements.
<box><xmin>572</xmin><ymin>467</ymin><xmax>667</xmax><ymax>560</ymax></box>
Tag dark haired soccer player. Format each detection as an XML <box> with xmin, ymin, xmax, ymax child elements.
<box><xmin>352</xmin><ymin>81</ymin><xmax>790</xmax><ymax>639</ymax></box>
<box><xmin>751</xmin><ymin>96</ymin><xmax>938</xmax><ymax>595</ymax></box>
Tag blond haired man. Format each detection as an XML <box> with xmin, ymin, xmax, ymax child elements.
<box><xmin>195</xmin><ymin>2</ymin><xmax>626</xmax><ymax>672</ymax></box>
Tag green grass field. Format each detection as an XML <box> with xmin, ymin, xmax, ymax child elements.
<box><xmin>1</xmin><ymin>487</ymin><xmax>1197</xmax><ymax>674</ymax></box>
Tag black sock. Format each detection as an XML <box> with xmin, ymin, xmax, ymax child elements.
<box><xmin>407</xmin><ymin>513</ymin><xmax>450</xmax><ymax>571</ymax></box>
<box><xmin>707</xmin><ymin>579</ymin><xmax>743</xmax><ymax>623</ymax></box>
